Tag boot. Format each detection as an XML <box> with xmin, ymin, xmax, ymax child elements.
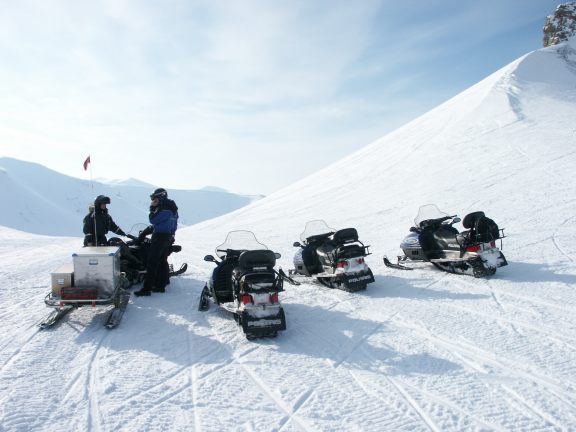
<box><xmin>134</xmin><ymin>289</ymin><xmax>151</xmax><ymax>297</ymax></box>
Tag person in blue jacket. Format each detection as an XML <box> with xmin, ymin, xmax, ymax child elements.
<box><xmin>134</xmin><ymin>188</ymin><xmax>179</xmax><ymax>297</ymax></box>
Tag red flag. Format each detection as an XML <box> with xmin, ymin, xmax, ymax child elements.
<box><xmin>83</xmin><ymin>155</ymin><xmax>91</xmax><ymax>171</ymax></box>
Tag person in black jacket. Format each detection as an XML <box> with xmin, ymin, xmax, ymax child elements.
<box><xmin>134</xmin><ymin>188</ymin><xmax>179</xmax><ymax>297</ymax></box>
<box><xmin>82</xmin><ymin>195</ymin><xmax>127</xmax><ymax>246</ymax></box>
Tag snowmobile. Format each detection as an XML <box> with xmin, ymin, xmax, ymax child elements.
<box><xmin>108</xmin><ymin>223</ymin><xmax>188</xmax><ymax>287</ymax></box>
<box><xmin>384</xmin><ymin>204</ymin><xmax>507</xmax><ymax>277</ymax></box>
<box><xmin>290</xmin><ymin>220</ymin><xmax>375</xmax><ymax>291</ymax></box>
<box><xmin>41</xmin><ymin>246</ymin><xmax>131</xmax><ymax>329</ymax></box>
<box><xmin>198</xmin><ymin>231</ymin><xmax>291</xmax><ymax>339</ymax></box>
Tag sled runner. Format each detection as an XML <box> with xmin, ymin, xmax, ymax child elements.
<box><xmin>40</xmin><ymin>246</ymin><xmax>131</xmax><ymax>329</ymax></box>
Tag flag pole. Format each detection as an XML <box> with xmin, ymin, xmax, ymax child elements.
<box><xmin>84</xmin><ymin>155</ymin><xmax>97</xmax><ymax>247</ymax></box>
<box><xmin>91</xmin><ymin>157</ymin><xmax>97</xmax><ymax>246</ymax></box>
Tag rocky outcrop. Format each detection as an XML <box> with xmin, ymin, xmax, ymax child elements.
<box><xmin>543</xmin><ymin>2</ymin><xmax>576</xmax><ymax>47</ymax></box>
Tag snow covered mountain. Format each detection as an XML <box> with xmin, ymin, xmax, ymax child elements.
<box><xmin>1</xmin><ymin>39</ymin><xmax>575</xmax><ymax>431</ymax></box>
<box><xmin>0</xmin><ymin>157</ymin><xmax>258</xmax><ymax>236</ymax></box>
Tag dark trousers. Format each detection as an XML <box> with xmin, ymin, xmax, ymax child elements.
<box><xmin>142</xmin><ymin>234</ymin><xmax>173</xmax><ymax>292</ymax></box>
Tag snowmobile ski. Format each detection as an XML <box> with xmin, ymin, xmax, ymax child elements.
<box><xmin>278</xmin><ymin>268</ymin><xmax>301</xmax><ymax>286</ymax></box>
<box><xmin>383</xmin><ymin>256</ymin><xmax>413</xmax><ymax>271</ymax></box>
<box><xmin>198</xmin><ymin>285</ymin><xmax>210</xmax><ymax>311</ymax></box>
<box><xmin>38</xmin><ymin>306</ymin><xmax>74</xmax><ymax>329</ymax></box>
<box><xmin>104</xmin><ymin>290</ymin><xmax>131</xmax><ymax>329</ymax></box>
<box><xmin>169</xmin><ymin>263</ymin><xmax>188</xmax><ymax>277</ymax></box>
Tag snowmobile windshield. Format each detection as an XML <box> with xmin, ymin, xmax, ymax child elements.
<box><xmin>215</xmin><ymin>230</ymin><xmax>268</xmax><ymax>258</ymax></box>
<box><xmin>300</xmin><ymin>220</ymin><xmax>335</xmax><ymax>242</ymax></box>
<box><xmin>414</xmin><ymin>204</ymin><xmax>450</xmax><ymax>227</ymax></box>
<box><xmin>128</xmin><ymin>223</ymin><xmax>150</xmax><ymax>236</ymax></box>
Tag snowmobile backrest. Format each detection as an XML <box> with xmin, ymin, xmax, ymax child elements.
<box><xmin>332</xmin><ymin>228</ymin><xmax>359</xmax><ymax>245</ymax></box>
<box><xmin>238</xmin><ymin>249</ymin><xmax>276</xmax><ymax>271</ymax></box>
<box><xmin>462</xmin><ymin>211</ymin><xmax>485</xmax><ymax>229</ymax></box>
<box><xmin>474</xmin><ymin>215</ymin><xmax>500</xmax><ymax>243</ymax></box>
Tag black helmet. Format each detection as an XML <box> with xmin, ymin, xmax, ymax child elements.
<box><xmin>150</xmin><ymin>188</ymin><xmax>167</xmax><ymax>200</ymax></box>
<box><xmin>94</xmin><ymin>195</ymin><xmax>111</xmax><ymax>206</ymax></box>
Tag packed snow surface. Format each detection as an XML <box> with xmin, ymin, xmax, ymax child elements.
<box><xmin>1</xmin><ymin>40</ymin><xmax>576</xmax><ymax>431</ymax></box>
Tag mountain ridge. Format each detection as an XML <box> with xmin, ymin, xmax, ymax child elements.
<box><xmin>0</xmin><ymin>156</ymin><xmax>259</xmax><ymax>237</ymax></box>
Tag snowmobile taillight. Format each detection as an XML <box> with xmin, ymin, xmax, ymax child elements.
<box><xmin>336</xmin><ymin>261</ymin><xmax>349</xmax><ymax>269</ymax></box>
<box><xmin>356</xmin><ymin>258</ymin><xmax>365</xmax><ymax>264</ymax></box>
<box><xmin>269</xmin><ymin>292</ymin><xmax>279</xmax><ymax>303</ymax></box>
<box><xmin>466</xmin><ymin>244</ymin><xmax>481</xmax><ymax>253</ymax></box>
<box><xmin>240</xmin><ymin>294</ymin><xmax>253</xmax><ymax>305</ymax></box>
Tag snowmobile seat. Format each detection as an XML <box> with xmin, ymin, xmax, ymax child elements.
<box><xmin>332</xmin><ymin>228</ymin><xmax>359</xmax><ymax>245</ymax></box>
<box><xmin>473</xmin><ymin>215</ymin><xmax>500</xmax><ymax>243</ymax></box>
<box><xmin>316</xmin><ymin>241</ymin><xmax>337</xmax><ymax>259</ymax></box>
<box><xmin>211</xmin><ymin>261</ymin><xmax>235</xmax><ymax>303</ymax></box>
<box><xmin>462</xmin><ymin>211</ymin><xmax>485</xmax><ymax>229</ymax></box>
<box><xmin>238</xmin><ymin>250</ymin><xmax>276</xmax><ymax>272</ymax></box>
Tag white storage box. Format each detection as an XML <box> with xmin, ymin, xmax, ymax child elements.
<box><xmin>72</xmin><ymin>247</ymin><xmax>121</xmax><ymax>298</ymax></box>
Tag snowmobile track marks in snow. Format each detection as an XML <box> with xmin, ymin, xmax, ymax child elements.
<box><xmin>391</xmin><ymin>316</ymin><xmax>576</xmax><ymax>416</ymax></box>
<box><xmin>332</xmin><ymin>322</ymin><xmax>384</xmax><ymax>369</ymax></box>
<box><xmin>184</xmin><ymin>278</ymin><xmax>201</xmax><ymax>432</ymax></box>
<box><xmin>384</xmin><ymin>374</ymin><xmax>442</xmax><ymax>432</ymax></box>
<box><xmin>437</xmin><ymin>300</ymin><xmax>576</xmax><ymax>350</ymax></box>
<box><xmin>201</xmin><ymin>308</ymin><xmax>315</xmax><ymax>431</ymax></box>
<box><xmin>0</xmin><ymin>327</ymin><xmax>41</xmax><ymax>375</ymax></box>
<box><xmin>551</xmin><ymin>215</ymin><xmax>576</xmax><ymax>263</ymax></box>
<box><xmin>86</xmin><ymin>331</ymin><xmax>109</xmax><ymax>432</ymax></box>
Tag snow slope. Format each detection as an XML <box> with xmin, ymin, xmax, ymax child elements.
<box><xmin>1</xmin><ymin>40</ymin><xmax>576</xmax><ymax>431</ymax></box>
<box><xmin>0</xmin><ymin>157</ymin><xmax>258</xmax><ymax>236</ymax></box>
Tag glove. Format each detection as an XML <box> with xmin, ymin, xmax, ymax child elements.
<box><xmin>117</xmin><ymin>229</ymin><xmax>127</xmax><ymax>237</ymax></box>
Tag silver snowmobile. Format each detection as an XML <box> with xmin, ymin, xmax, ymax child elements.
<box><xmin>385</xmin><ymin>204</ymin><xmax>508</xmax><ymax>277</ymax></box>
<box><xmin>291</xmin><ymin>220</ymin><xmax>375</xmax><ymax>291</ymax></box>
<box><xmin>198</xmin><ymin>231</ymin><xmax>288</xmax><ymax>339</ymax></box>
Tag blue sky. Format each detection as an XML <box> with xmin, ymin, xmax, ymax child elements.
<box><xmin>0</xmin><ymin>0</ymin><xmax>564</xmax><ymax>194</ymax></box>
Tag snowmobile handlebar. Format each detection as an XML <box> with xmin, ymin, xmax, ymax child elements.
<box><xmin>418</xmin><ymin>215</ymin><xmax>458</xmax><ymax>229</ymax></box>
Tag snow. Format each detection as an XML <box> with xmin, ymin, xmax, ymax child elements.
<box><xmin>1</xmin><ymin>39</ymin><xmax>576</xmax><ymax>431</ymax></box>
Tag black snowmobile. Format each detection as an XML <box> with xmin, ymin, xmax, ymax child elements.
<box><xmin>108</xmin><ymin>223</ymin><xmax>188</xmax><ymax>287</ymax></box>
<box><xmin>385</xmin><ymin>204</ymin><xmax>507</xmax><ymax>277</ymax></box>
<box><xmin>291</xmin><ymin>220</ymin><xmax>375</xmax><ymax>291</ymax></box>
<box><xmin>198</xmin><ymin>231</ymin><xmax>290</xmax><ymax>339</ymax></box>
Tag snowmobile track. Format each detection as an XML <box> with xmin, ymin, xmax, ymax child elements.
<box><xmin>438</xmin><ymin>300</ymin><xmax>576</xmax><ymax>349</ymax></box>
<box><xmin>0</xmin><ymin>327</ymin><xmax>41</xmax><ymax>375</ymax></box>
<box><xmin>348</xmin><ymin>341</ymin><xmax>509</xmax><ymax>431</ymax></box>
<box><xmin>201</xmin><ymin>308</ymin><xmax>315</xmax><ymax>431</ymax></box>
<box><xmin>551</xmin><ymin>216</ymin><xmax>576</xmax><ymax>262</ymax></box>
<box><xmin>391</xmin><ymin>316</ymin><xmax>576</xmax><ymax>414</ymax></box>
<box><xmin>184</xmin><ymin>279</ymin><xmax>201</xmax><ymax>432</ymax></box>
<box><xmin>398</xmin><ymin>379</ymin><xmax>507</xmax><ymax>432</ymax></box>
<box><xmin>384</xmin><ymin>374</ymin><xmax>442</xmax><ymax>432</ymax></box>
<box><xmin>86</xmin><ymin>331</ymin><xmax>109</xmax><ymax>432</ymax></box>
<box><xmin>332</xmin><ymin>322</ymin><xmax>384</xmax><ymax>369</ymax></box>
